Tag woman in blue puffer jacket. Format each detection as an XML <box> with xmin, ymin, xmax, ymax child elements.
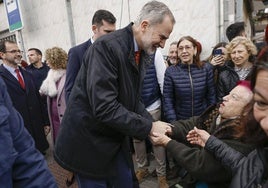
<box><xmin>163</xmin><ymin>36</ymin><xmax>216</xmax><ymax>122</ymax></box>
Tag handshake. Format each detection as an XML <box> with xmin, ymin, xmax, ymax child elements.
<box><xmin>149</xmin><ymin>121</ymin><xmax>174</xmax><ymax>146</ymax></box>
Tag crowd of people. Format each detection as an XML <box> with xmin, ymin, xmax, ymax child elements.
<box><xmin>0</xmin><ymin>1</ymin><xmax>268</xmax><ymax>188</ymax></box>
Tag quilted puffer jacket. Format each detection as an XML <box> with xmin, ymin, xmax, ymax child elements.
<box><xmin>163</xmin><ymin>62</ymin><xmax>216</xmax><ymax>122</ymax></box>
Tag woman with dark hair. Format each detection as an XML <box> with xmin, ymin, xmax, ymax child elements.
<box><xmin>163</xmin><ymin>36</ymin><xmax>216</xmax><ymax>123</ymax></box>
<box><xmin>206</xmin><ymin>42</ymin><xmax>228</xmax><ymax>67</ymax></box>
<box><xmin>206</xmin><ymin>42</ymin><xmax>229</xmax><ymax>102</ymax></box>
<box><xmin>187</xmin><ymin>47</ymin><xmax>268</xmax><ymax>187</ymax></box>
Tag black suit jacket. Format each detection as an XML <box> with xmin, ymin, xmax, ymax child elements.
<box><xmin>64</xmin><ymin>39</ymin><xmax>92</xmax><ymax>102</ymax></box>
<box><xmin>0</xmin><ymin>65</ymin><xmax>49</xmax><ymax>152</ymax></box>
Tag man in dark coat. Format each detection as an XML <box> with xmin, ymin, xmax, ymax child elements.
<box><xmin>0</xmin><ymin>76</ymin><xmax>57</xmax><ymax>187</ymax></box>
<box><xmin>26</xmin><ymin>48</ymin><xmax>50</xmax><ymax>133</ymax></box>
<box><xmin>64</xmin><ymin>9</ymin><xmax>116</xmax><ymax>102</ymax></box>
<box><xmin>0</xmin><ymin>40</ymin><xmax>49</xmax><ymax>153</ymax></box>
<box><xmin>54</xmin><ymin>1</ymin><xmax>175</xmax><ymax>188</ymax></box>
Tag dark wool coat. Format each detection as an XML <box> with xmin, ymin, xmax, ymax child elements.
<box><xmin>26</xmin><ymin>62</ymin><xmax>50</xmax><ymax>125</ymax></box>
<box><xmin>0</xmin><ymin>65</ymin><xmax>49</xmax><ymax>152</ymax></box>
<box><xmin>54</xmin><ymin>23</ymin><xmax>153</xmax><ymax>179</ymax></box>
<box><xmin>166</xmin><ymin>105</ymin><xmax>255</xmax><ymax>188</ymax></box>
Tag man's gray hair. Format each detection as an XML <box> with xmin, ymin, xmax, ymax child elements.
<box><xmin>135</xmin><ymin>1</ymin><xmax>175</xmax><ymax>26</ymax></box>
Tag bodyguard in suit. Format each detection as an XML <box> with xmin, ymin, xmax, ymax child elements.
<box><xmin>0</xmin><ymin>40</ymin><xmax>49</xmax><ymax>153</ymax></box>
<box><xmin>64</xmin><ymin>9</ymin><xmax>116</xmax><ymax>102</ymax></box>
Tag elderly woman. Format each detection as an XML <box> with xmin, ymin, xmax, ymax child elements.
<box><xmin>163</xmin><ymin>36</ymin><xmax>216</xmax><ymax>122</ymax></box>
<box><xmin>39</xmin><ymin>47</ymin><xmax>74</xmax><ymax>186</ymax></box>
<box><xmin>150</xmin><ymin>81</ymin><xmax>256</xmax><ymax>187</ymax></box>
<box><xmin>187</xmin><ymin>47</ymin><xmax>268</xmax><ymax>188</ymax></box>
<box><xmin>217</xmin><ymin>36</ymin><xmax>257</xmax><ymax>101</ymax></box>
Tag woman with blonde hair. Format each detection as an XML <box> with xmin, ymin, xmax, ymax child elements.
<box><xmin>40</xmin><ymin>47</ymin><xmax>74</xmax><ymax>186</ymax></box>
<box><xmin>216</xmin><ymin>36</ymin><xmax>257</xmax><ymax>101</ymax></box>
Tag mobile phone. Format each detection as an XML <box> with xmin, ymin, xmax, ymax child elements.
<box><xmin>213</xmin><ymin>49</ymin><xmax>222</xmax><ymax>55</ymax></box>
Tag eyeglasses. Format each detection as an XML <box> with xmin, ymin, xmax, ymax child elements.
<box><xmin>178</xmin><ymin>45</ymin><xmax>193</xmax><ymax>52</ymax></box>
<box><xmin>5</xmin><ymin>50</ymin><xmax>23</xmax><ymax>54</ymax></box>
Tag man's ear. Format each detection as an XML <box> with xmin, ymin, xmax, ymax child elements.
<box><xmin>140</xmin><ymin>20</ymin><xmax>149</xmax><ymax>32</ymax></box>
<box><xmin>0</xmin><ymin>52</ymin><xmax>5</xmax><ymax>60</ymax></box>
<box><xmin>92</xmin><ymin>24</ymin><xmax>97</xmax><ymax>34</ymax></box>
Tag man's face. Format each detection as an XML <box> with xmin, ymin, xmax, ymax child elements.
<box><xmin>0</xmin><ymin>42</ymin><xmax>22</xmax><ymax>67</ymax></box>
<box><xmin>27</xmin><ymin>50</ymin><xmax>41</xmax><ymax>65</ymax></box>
<box><xmin>253</xmin><ymin>70</ymin><xmax>268</xmax><ymax>135</ymax></box>
<box><xmin>168</xmin><ymin>44</ymin><xmax>178</xmax><ymax>65</ymax></box>
<box><xmin>92</xmin><ymin>20</ymin><xmax>116</xmax><ymax>40</ymax></box>
<box><xmin>140</xmin><ymin>15</ymin><xmax>174</xmax><ymax>55</ymax></box>
<box><xmin>230</xmin><ymin>44</ymin><xmax>250</xmax><ymax>67</ymax></box>
<box><xmin>219</xmin><ymin>85</ymin><xmax>253</xmax><ymax>118</ymax></box>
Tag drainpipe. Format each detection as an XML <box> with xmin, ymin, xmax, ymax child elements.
<box><xmin>218</xmin><ymin>0</ymin><xmax>222</xmax><ymax>42</ymax></box>
<box><xmin>65</xmin><ymin>0</ymin><xmax>76</xmax><ymax>47</ymax></box>
<box><xmin>235</xmin><ymin>0</ymin><xmax>243</xmax><ymax>21</ymax></box>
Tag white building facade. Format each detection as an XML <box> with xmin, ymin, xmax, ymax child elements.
<box><xmin>0</xmin><ymin>0</ymin><xmax>252</xmax><ymax>61</ymax></box>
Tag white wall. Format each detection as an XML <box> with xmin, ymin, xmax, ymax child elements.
<box><xmin>0</xmin><ymin>0</ymin><xmax>220</xmax><ymax>60</ymax></box>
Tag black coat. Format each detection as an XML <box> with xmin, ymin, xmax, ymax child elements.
<box><xmin>206</xmin><ymin>136</ymin><xmax>268</xmax><ymax>188</ymax></box>
<box><xmin>54</xmin><ymin>23</ymin><xmax>153</xmax><ymax>179</ymax></box>
<box><xmin>216</xmin><ymin>62</ymin><xmax>239</xmax><ymax>102</ymax></box>
<box><xmin>0</xmin><ymin>65</ymin><xmax>49</xmax><ymax>152</ymax></box>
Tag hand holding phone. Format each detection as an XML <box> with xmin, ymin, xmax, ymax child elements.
<box><xmin>213</xmin><ymin>49</ymin><xmax>222</xmax><ymax>56</ymax></box>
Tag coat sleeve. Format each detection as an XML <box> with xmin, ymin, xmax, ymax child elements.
<box><xmin>171</xmin><ymin>117</ymin><xmax>198</xmax><ymax>143</ymax></box>
<box><xmin>163</xmin><ymin>68</ymin><xmax>177</xmax><ymax>122</ymax></box>
<box><xmin>216</xmin><ymin>73</ymin><xmax>227</xmax><ymax>102</ymax></box>
<box><xmin>85</xmin><ymin>42</ymin><xmax>152</xmax><ymax>140</ymax></box>
<box><xmin>0</xmin><ymin>78</ymin><xmax>57</xmax><ymax>187</ymax></box>
<box><xmin>205</xmin><ymin>135</ymin><xmax>247</xmax><ymax>172</ymax></box>
<box><xmin>64</xmin><ymin>47</ymin><xmax>82</xmax><ymax>103</ymax></box>
<box><xmin>166</xmin><ymin>139</ymin><xmax>233</xmax><ymax>183</ymax></box>
<box><xmin>205</xmin><ymin>63</ymin><xmax>216</xmax><ymax>105</ymax></box>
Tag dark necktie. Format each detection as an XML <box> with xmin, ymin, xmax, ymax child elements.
<box><xmin>135</xmin><ymin>51</ymin><xmax>141</xmax><ymax>65</ymax></box>
<box><xmin>15</xmin><ymin>69</ymin><xmax>25</xmax><ymax>89</ymax></box>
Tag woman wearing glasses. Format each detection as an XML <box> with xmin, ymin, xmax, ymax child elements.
<box><xmin>187</xmin><ymin>46</ymin><xmax>268</xmax><ymax>188</ymax></box>
<box><xmin>163</xmin><ymin>36</ymin><xmax>216</xmax><ymax>123</ymax></box>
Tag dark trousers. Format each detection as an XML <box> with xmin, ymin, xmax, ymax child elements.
<box><xmin>76</xmin><ymin>150</ymin><xmax>133</xmax><ymax>188</ymax></box>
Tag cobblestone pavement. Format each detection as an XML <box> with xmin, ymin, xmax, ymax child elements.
<box><xmin>45</xmin><ymin>133</ymin><xmax>182</xmax><ymax>188</ymax></box>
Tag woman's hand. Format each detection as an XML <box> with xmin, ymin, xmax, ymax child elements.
<box><xmin>210</xmin><ymin>55</ymin><xmax>225</xmax><ymax>66</ymax></box>
<box><xmin>186</xmin><ymin>127</ymin><xmax>210</xmax><ymax>147</ymax></box>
